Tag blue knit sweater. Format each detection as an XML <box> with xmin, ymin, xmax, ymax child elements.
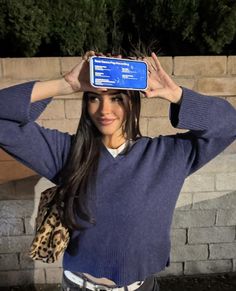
<box><xmin>0</xmin><ymin>82</ymin><xmax>236</xmax><ymax>286</ymax></box>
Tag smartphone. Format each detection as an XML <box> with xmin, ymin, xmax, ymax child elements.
<box><xmin>89</xmin><ymin>56</ymin><xmax>148</xmax><ymax>90</ymax></box>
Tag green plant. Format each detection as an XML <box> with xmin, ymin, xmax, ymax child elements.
<box><xmin>0</xmin><ymin>0</ymin><xmax>49</xmax><ymax>56</ymax></box>
<box><xmin>0</xmin><ymin>0</ymin><xmax>236</xmax><ymax>56</ymax></box>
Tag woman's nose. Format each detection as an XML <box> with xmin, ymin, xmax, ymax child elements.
<box><xmin>99</xmin><ymin>99</ymin><xmax>111</xmax><ymax>114</ymax></box>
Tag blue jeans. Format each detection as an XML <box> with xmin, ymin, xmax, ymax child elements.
<box><xmin>61</xmin><ymin>273</ymin><xmax>160</xmax><ymax>291</ymax></box>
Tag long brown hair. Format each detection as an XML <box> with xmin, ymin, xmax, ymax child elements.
<box><xmin>57</xmin><ymin>90</ymin><xmax>142</xmax><ymax>230</ymax></box>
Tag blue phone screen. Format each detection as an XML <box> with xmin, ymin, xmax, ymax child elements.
<box><xmin>90</xmin><ymin>57</ymin><xmax>147</xmax><ymax>90</ymax></box>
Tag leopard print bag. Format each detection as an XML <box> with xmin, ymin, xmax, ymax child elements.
<box><xmin>29</xmin><ymin>186</ymin><xmax>70</xmax><ymax>263</ymax></box>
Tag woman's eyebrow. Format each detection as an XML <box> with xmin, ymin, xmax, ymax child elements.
<box><xmin>107</xmin><ymin>91</ymin><xmax>123</xmax><ymax>95</ymax></box>
<box><xmin>87</xmin><ymin>91</ymin><xmax>127</xmax><ymax>97</ymax></box>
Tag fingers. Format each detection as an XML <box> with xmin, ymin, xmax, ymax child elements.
<box><xmin>151</xmin><ymin>52</ymin><xmax>162</xmax><ymax>71</ymax></box>
<box><xmin>106</xmin><ymin>53</ymin><xmax>122</xmax><ymax>58</ymax></box>
<box><xmin>96</xmin><ymin>87</ymin><xmax>108</xmax><ymax>92</ymax></box>
<box><xmin>83</xmin><ymin>85</ymin><xmax>108</xmax><ymax>94</ymax></box>
<box><xmin>144</xmin><ymin>53</ymin><xmax>162</xmax><ymax>74</ymax></box>
<box><xmin>96</xmin><ymin>52</ymin><xmax>104</xmax><ymax>57</ymax></box>
<box><xmin>144</xmin><ymin>57</ymin><xmax>155</xmax><ymax>76</ymax></box>
<box><xmin>144</xmin><ymin>89</ymin><xmax>158</xmax><ymax>98</ymax></box>
<box><xmin>82</xmin><ymin>50</ymin><xmax>96</xmax><ymax>61</ymax></box>
<box><xmin>83</xmin><ymin>51</ymin><xmax>122</xmax><ymax>61</ymax></box>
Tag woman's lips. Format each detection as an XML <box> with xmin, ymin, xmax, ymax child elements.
<box><xmin>98</xmin><ymin>118</ymin><xmax>115</xmax><ymax>126</ymax></box>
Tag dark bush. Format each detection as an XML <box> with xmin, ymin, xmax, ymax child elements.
<box><xmin>0</xmin><ymin>0</ymin><xmax>236</xmax><ymax>57</ymax></box>
<box><xmin>0</xmin><ymin>0</ymin><xmax>50</xmax><ymax>57</ymax></box>
<box><xmin>45</xmin><ymin>0</ymin><xmax>108</xmax><ymax>56</ymax></box>
<box><xmin>120</xmin><ymin>0</ymin><xmax>236</xmax><ymax>55</ymax></box>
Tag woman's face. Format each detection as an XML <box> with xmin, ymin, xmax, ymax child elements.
<box><xmin>87</xmin><ymin>90</ymin><xmax>128</xmax><ymax>146</ymax></box>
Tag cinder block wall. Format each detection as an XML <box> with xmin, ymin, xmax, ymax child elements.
<box><xmin>0</xmin><ymin>56</ymin><xmax>236</xmax><ymax>286</ymax></box>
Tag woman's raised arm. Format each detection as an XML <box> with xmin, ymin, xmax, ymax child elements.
<box><xmin>31</xmin><ymin>78</ymin><xmax>74</xmax><ymax>103</ymax></box>
<box><xmin>31</xmin><ymin>51</ymin><xmax>106</xmax><ymax>102</ymax></box>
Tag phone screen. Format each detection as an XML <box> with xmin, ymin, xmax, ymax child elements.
<box><xmin>90</xmin><ymin>56</ymin><xmax>148</xmax><ymax>90</ymax></box>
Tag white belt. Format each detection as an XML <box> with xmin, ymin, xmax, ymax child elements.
<box><xmin>64</xmin><ymin>270</ymin><xmax>144</xmax><ymax>291</ymax></box>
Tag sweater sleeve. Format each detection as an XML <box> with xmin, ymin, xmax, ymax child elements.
<box><xmin>169</xmin><ymin>87</ymin><xmax>236</xmax><ymax>177</ymax></box>
<box><xmin>0</xmin><ymin>81</ymin><xmax>52</xmax><ymax>124</ymax></box>
<box><xmin>0</xmin><ymin>82</ymin><xmax>72</xmax><ymax>184</ymax></box>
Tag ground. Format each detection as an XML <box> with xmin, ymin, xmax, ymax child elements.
<box><xmin>157</xmin><ymin>273</ymin><xmax>236</xmax><ymax>291</ymax></box>
<box><xmin>1</xmin><ymin>273</ymin><xmax>236</xmax><ymax>291</ymax></box>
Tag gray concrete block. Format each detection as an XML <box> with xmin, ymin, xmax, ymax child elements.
<box><xmin>0</xmin><ymin>182</ymin><xmax>15</xmax><ymax>199</ymax></box>
<box><xmin>175</xmin><ymin>193</ymin><xmax>192</xmax><ymax>210</ymax></box>
<box><xmin>0</xmin><ymin>60</ymin><xmax>2</xmax><ymax>79</ymax></box>
<box><xmin>188</xmin><ymin>227</ymin><xmax>235</xmax><ymax>244</ymax></box>
<box><xmin>19</xmin><ymin>252</ymin><xmax>35</xmax><ymax>269</ymax></box>
<box><xmin>210</xmin><ymin>243</ymin><xmax>236</xmax><ymax>259</ymax></box>
<box><xmin>172</xmin><ymin>210</ymin><xmax>216</xmax><ymax>228</ymax></box>
<box><xmin>24</xmin><ymin>217</ymin><xmax>35</xmax><ymax>235</ymax></box>
<box><xmin>171</xmin><ymin>229</ymin><xmax>187</xmax><ymax>245</ymax></box>
<box><xmin>2</xmin><ymin>57</ymin><xmax>60</xmax><ymax>79</ymax></box>
<box><xmin>223</xmin><ymin>141</ymin><xmax>236</xmax><ymax>154</ymax></box>
<box><xmin>196</xmin><ymin>154</ymin><xmax>236</xmax><ymax>174</ymax></box>
<box><xmin>0</xmin><ymin>236</ymin><xmax>33</xmax><ymax>253</ymax></box>
<box><xmin>158</xmin><ymin>263</ymin><xmax>183</xmax><ymax>277</ymax></box>
<box><xmin>233</xmin><ymin>259</ymin><xmax>236</xmax><ymax>271</ymax></box>
<box><xmin>216</xmin><ymin>209</ymin><xmax>236</xmax><ymax>226</ymax></box>
<box><xmin>216</xmin><ymin>173</ymin><xmax>236</xmax><ymax>191</ymax></box>
<box><xmin>14</xmin><ymin>176</ymin><xmax>40</xmax><ymax>199</ymax></box>
<box><xmin>0</xmin><ymin>254</ymin><xmax>19</xmax><ymax>271</ymax></box>
<box><xmin>45</xmin><ymin>267</ymin><xmax>63</xmax><ymax>284</ymax></box>
<box><xmin>0</xmin><ymin>200</ymin><xmax>34</xmax><ymax>218</ymax></box>
<box><xmin>184</xmin><ymin>260</ymin><xmax>232</xmax><ymax>275</ymax></box>
<box><xmin>0</xmin><ymin>218</ymin><xmax>24</xmax><ymax>236</ymax></box>
<box><xmin>192</xmin><ymin>191</ymin><xmax>236</xmax><ymax>209</ymax></box>
<box><xmin>20</xmin><ymin>252</ymin><xmax>62</xmax><ymax>269</ymax></box>
<box><xmin>197</xmin><ymin>77</ymin><xmax>236</xmax><ymax>96</ymax></box>
<box><xmin>61</xmin><ymin>57</ymin><xmax>82</xmax><ymax>75</ymax></box>
<box><xmin>181</xmin><ymin>174</ymin><xmax>215</xmax><ymax>193</ymax></box>
<box><xmin>174</xmin><ymin>56</ymin><xmax>227</xmax><ymax>77</ymax></box>
<box><xmin>171</xmin><ymin>244</ymin><xmax>208</xmax><ymax>262</ymax></box>
<box><xmin>0</xmin><ymin>269</ymin><xmax>45</xmax><ymax>286</ymax></box>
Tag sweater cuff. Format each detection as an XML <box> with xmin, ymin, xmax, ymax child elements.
<box><xmin>0</xmin><ymin>81</ymin><xmax>52</xmax><ymax>124</ymax></box>
<box><xmin>29</xmin><ymin>96</ymin><xmax>52</xmax><ymax>123</ymax></box>
<box><xmin>169</xmin><ymin>87</ymin><xmax>211</xmax><ymax>130</ymax></box>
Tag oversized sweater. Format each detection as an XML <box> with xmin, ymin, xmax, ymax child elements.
<box><xmin>0</xmin><ymin>82</ymin><xmax>236</xmax><ymax>286</ymax></box>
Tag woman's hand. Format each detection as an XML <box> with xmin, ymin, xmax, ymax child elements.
<box><xmin>63</xmin><ymin>50</ymin><xmax>107</xmax><ymax>93</ymax></box>
<box><xmin>31</xmin><ymin>51</ymin><xmax>106</xmax><ymax>102</ymax></box>
<box><xmin>144</xmin><ymin>52</ymin><xmax>182</xmax><ymax>104</ymax></box>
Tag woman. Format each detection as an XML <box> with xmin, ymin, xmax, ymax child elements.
<box><xmin>0</xmin><ymin>51</ymin><xmax>235</xmax><ymax>291</ymax></box>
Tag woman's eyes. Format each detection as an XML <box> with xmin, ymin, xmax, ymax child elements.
<box><xmin>88</xmin><ymin>96</ymin><xmax>99</xmax><ymax>102</ymax></box>
<box><xmin>111</xmin><ymin>96</ymin><xmax>124</xmax><ymax>103</ymax></box>
<box><xmin>88</xmin><ymin>95</ymin><xmax>124</xmax><ymax>103</ymax></box>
